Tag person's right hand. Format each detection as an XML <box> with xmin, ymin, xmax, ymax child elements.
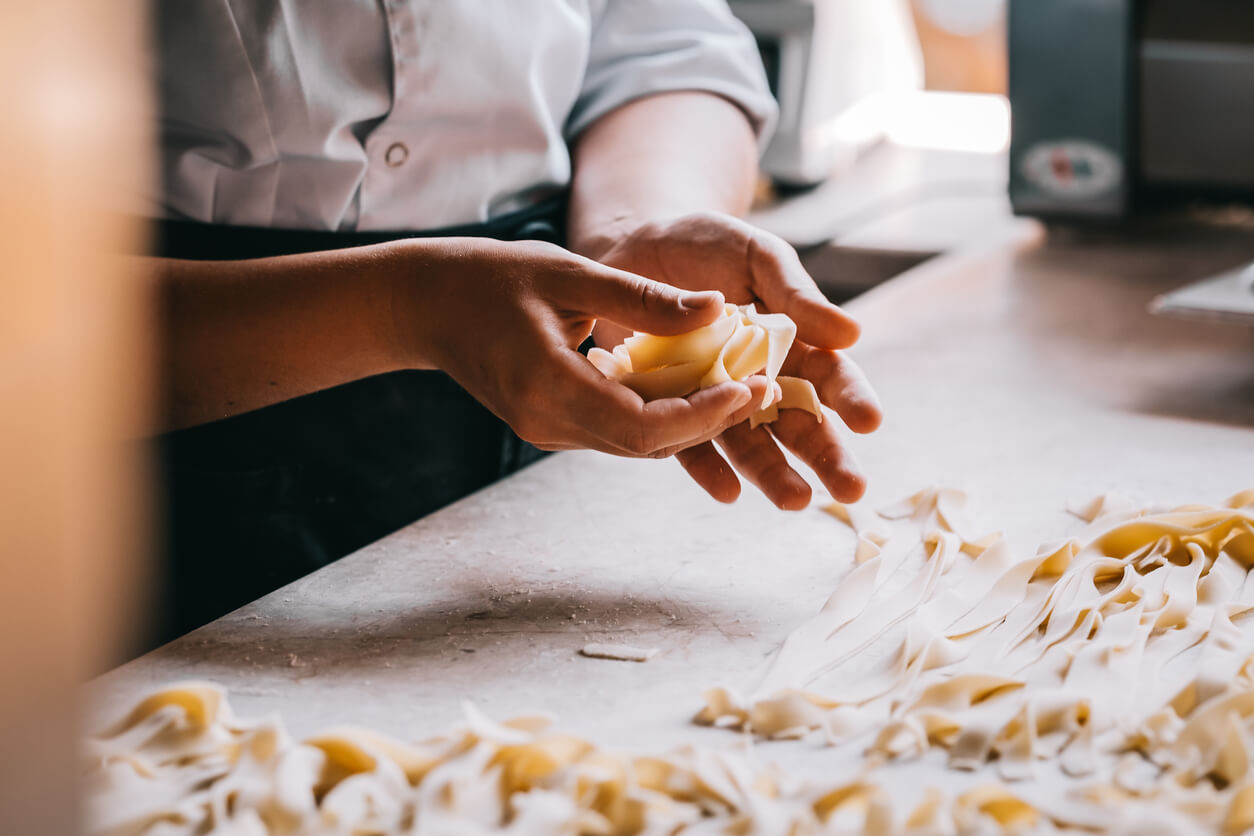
<box><xmin>389</xmin><ymin>237</ymin><xmax>775</xmax><ymax>457</ymax></box>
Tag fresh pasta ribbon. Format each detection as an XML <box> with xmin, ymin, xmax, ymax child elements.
<box><xmin>85</xmin><ymin>681</ymin><xmax>1187</xmax><ymax>836</ymax></box>
<box><xmin>85</xmin><ymin>489</ymin><xmax>1254</xmax><ymax>834</ymax></box>
<box><xmin>698</xmin><ymin>488</ymin><xmax>1254</xmax><ymax>832</ymax></box>
<box><xmin>83</xmin><ymin>682</ymin><xmax>1063</xmax><ymax>835</ymax></box>
<box><xmin>587</xmin><ymin>303</ymin><xmax>823</xmax><ymax>426</ymax></box>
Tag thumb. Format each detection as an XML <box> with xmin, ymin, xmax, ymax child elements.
<box><xmin>570</xmin><ymin>264</ymin><xmax>725</xmax><ymax>336</ymax></box>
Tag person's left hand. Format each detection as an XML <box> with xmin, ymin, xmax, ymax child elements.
<box><xmin>586</xmin><ymin>212</ymin><xmax>883</xmax><ymax>509</ymax></box>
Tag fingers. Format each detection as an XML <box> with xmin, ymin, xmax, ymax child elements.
<box><xmin>561</xmin><ymin>260</ymin><xmax>726</xmax><ymax>336</ymax></box>
<box><xmin>716</xmin><ymin>422</ymin><xmax>812</xmax><ymax>511</ymax></box>
<box><xmin>548</xmin><ymin>349</ymin><xmax>754</xmax><ymax>456</ymax></box>
<box><xmin>633</xmin><ymin>380</ymin><xmax>756</xmax><ymax>452</ymax></box>
<box><xmin>676</xmin><ymin>443</ymin><xmax>741</xmax><ymax>503</ymax></box>
<box><xmin>649</xmin><ymin>375</ymin><xmax>776</xmax><ymax>457</ymax></box>
<box><xmin>768</xmin><ymin>410</ymin><xmax>867</xmax><ymax>503</ymax></box>
<box><xmin>782</xmin><ymin>344</ymin><xmax>883</xmax><ymax>434</ymax></box>
<box><xmin>746</xmin><ymin>231</ymin><xmax>861</xmax><ymax>350</ymax></box>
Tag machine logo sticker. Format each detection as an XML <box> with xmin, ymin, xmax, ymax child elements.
<box><xmin>1021</xmin><ymin>140</ymin><xmax>1122</xmax><ymax>198</ymax></box>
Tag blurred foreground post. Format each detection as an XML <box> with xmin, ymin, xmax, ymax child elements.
<box><xmin>0</xmin><ymin>1</ymin><xmax>151</xmax><ymax>832</ymax></box>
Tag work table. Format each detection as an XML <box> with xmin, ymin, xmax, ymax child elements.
<box><xmin>88</xmin><ymin>158</ymin><xmax>1254</xmax><ymax>802</ymax></box>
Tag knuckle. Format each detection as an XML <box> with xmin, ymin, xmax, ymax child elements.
<box><xmin>637</xmin><ymin>218</ymin><xmax>667</xmax><ymax>240</ymax></box>
<box><xmin>618</xmin><ymin>422</ymin><xmax>654</xmax><ymax>456</ymax></box>
<box><xmin>809</xmin><ymin>439</ymin><xmax>844</xmax><ymax>470</ymax></box>
<box><xmin>703</xmin><ymin>404</ymin><xmax>732</xmax><ymax>437</ymax></box>
<box><xmin>747</xmin><ymin>227</ymin><xmax>797</xmax><ymax>270</ymax></box>
<box><xmin>801</xmin><ymin>346</ymin><xmax>828</xmax><ymax>380</ymax></box>
<box><xmin>667</xmin><ymin>211</ymin><xmax>740</xmax><ymax>246</ymax></box>
<box><xmin>524</xmin><ymin>243</ymin><xmax>585</xmax><ymax>289</ymax></box>
<box><xmin>792</xmin><ymin>416</ymin><xmax>830</xmax><ymax>451</ymax></box>
<box><xmin>636</xmin><ymin>279</ymin><xmax>666</xmax><ymax>312</ymax></box>
<box><xmin>745</xmin><ymin>437</ymin><xmax>786</xmax><ymax>473</ymax></box>
<box><xmin>762</xmin><ymin>460</ymin><xmax>793</xmax><ymax>483</ymax></box>
<box><xmin>521</xmin><ymin>239</ymin><xmax>567</xmax><ymax>260</ymax></box>
<box><xmin>686</xmin><ymin>209</ymin><xmax>731</xmax><ymax>229</ymax></box>
<box><xmin>744</xmin><ymin>230</ymin><xmax>769</xmax><ymax>269</ymax></box>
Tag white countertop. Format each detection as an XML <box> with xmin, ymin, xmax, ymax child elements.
<box><xmin>89</xmin><ymin>208</ymin><xmax>1254</xmax><ymax>808</ymax></box>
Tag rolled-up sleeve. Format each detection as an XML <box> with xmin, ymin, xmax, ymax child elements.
<box><xmin>567</xmin><ymin>0</ymin><xmax>778</xmax><ymax>149</ymax></box>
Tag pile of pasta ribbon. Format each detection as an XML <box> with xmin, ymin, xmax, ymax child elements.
<box><xmin>587</xmin><ymin>303</ymin><xmax>822</xmax><ymax>428</ymax></box>
<box><xmin>85</xmin><ymin>489</ymin><xmax>1254</xmax><ymax>834</ymax></box>
<box><xmin>700</xmin><ymin>488</ymin><xmax>1254</xmax><ymax>834</ymax></box>
<box><xmin>86</xmin><ymin>681</ymin><xmax>1078</xmax><ymax>835</ymax></box>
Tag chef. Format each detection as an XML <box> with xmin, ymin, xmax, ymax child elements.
<box><xmin>146</xmin><ymin>0</ymin><xmax>882</xmax><ymax>639</ymax></box>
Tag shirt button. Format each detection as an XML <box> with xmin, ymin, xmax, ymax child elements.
<box><xmin>384</xmin><ymin>142</ymin><xmax>409</xmax><ymax>167</ymax></box>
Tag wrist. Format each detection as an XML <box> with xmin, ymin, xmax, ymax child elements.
<box><xmin>568</xmin><ymin>211</ymin><xmax>648</xmax><ymax>261</ymax></box>
<box><xmin>380</xmin><ymin>236</ymin><xmax>448</xmax><ymax>371</ymax></box>
<box><xmin>383</xmin><ymin>236</ymin><xmax>521</xmax><ymax>372</ymax></box>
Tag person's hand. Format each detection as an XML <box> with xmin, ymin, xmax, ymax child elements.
<box><xmin>584</xmin><ymin>212</ymin><xmax>883</xmax><ymax>507</ymax></box>
<box><xmin>390</xmin><ymin>236</ymin><xmax>776</xmax><ymax>457</ymax></box>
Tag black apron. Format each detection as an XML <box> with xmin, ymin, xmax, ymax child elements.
<box><xmin>149</xmin><ymin>199</ymin><xmax>565</xmax><ymax>648</ymax></box>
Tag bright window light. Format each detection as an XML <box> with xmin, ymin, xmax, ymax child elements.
<box><xmin>817</xmin><ymin>90</ymin><xmax>1011</xmax><ymax>155</ymax></box>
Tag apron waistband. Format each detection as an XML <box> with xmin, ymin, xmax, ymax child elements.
<box><xmin>153</xmin><ymin>194</ymin><xmax>568</xmax><ymax>260</ymax></box>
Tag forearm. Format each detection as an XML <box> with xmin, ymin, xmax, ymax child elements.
<box><xmin>153</xmin><ymin>241</ymin><xmax>418</xmax><ymax>430</ymax></box>
<box><xmin>567</xmin><ymin>91</ymin><xmax>759</xmax><ymax>259</ymax></box>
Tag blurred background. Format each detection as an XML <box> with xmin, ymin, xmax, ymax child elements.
<box><xmin>734</xmin><ymin>0</ymin><xmax>1007</xmax><ymax>188</ymax></box>
<box><xmin>0</xmin><ymin>3</ymin><xmax>151</xmax><ymax>833</ymax></box>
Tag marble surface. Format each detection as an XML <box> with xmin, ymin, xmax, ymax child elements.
<box><xmin>88</xmin><ymin>216</ymin><xmax>1254</xmax><ymax>805</ymax></box>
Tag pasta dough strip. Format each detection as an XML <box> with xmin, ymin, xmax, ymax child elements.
<box><xmin>699</xmin><ymin>489</ymin><xmax>1254</xmax><ymax>810</ymax></box>
<box><xmin>85</xmin><ymin>489</ymin><xmax>1254</xmax><ymax>834</ymax></box>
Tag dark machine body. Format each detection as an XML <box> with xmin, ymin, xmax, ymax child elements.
<box><xmin>1008</xmin><ymin>0</ymin><xmax>1254</xmax><ymax>221</ymax></box>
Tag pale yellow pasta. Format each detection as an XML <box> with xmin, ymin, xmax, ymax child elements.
<box><xmin>699</xmin><ymin>487</ymin><xmax>1254</xmax><ymax>831</ymax></box>
<box><xmin>85</xmin><ymin>489</ymin><xmax>1254</xmax><ymax>834</ymax></box>
<box><xmin>588</xmin><ymin>303</ymin><xmax>823</xmax><ymax>426</ymax></box>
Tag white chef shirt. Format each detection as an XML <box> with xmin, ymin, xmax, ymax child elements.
<box><xmin>154</xmin><ymin>0</ymin><xmax>776</xmax><ymax>232</ymax></box>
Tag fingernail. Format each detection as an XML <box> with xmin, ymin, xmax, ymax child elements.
<box><xmin>682</xmin><ymin>290</ymin><xmax>724</xmax><ymax>311</ymax></box>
